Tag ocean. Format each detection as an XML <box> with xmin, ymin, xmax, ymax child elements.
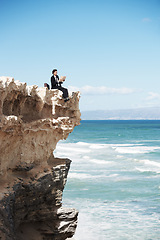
<box><xmin>54</xmin><ymin>120</ymin><xmax>160</xmax><ymax>240</ymax></box>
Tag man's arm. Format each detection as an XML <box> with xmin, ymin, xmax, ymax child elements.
<box><xmin>57</xmin><ymin>75</ymin><xmax>63</xmax><ymax>86</ymax></box>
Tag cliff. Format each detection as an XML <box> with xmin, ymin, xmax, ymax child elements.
<box><xmin>0</xmin><ymin>76</ymin><xmax>81</xmax><ymax>240</ymax></box>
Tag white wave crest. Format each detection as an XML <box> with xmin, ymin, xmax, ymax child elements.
<box><xmin>114</xmin><ymin>146</ymin><xmax>160</xmax><ymax>154</ymax></box>
<box><xmin>90</xmin><ymin>159</ymin><xmax>114</xmax><ymax>165</ymax></box>
<box><xmin>142</xmin><ymin>159</ymin><xmax>160</xmax><ymax>168</ymax></box>
<box><xmin>68</xmin><ymin>172</ymin><xmax>92</xmax><ymax>179</ymax></box>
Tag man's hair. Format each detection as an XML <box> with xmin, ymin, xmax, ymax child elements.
<box><xmin>52</xmin><ymin>69</ymin><xmax>57</xmax><ymax>74</ymax></box>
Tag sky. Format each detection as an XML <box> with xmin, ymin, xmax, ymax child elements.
<box><xmin>0</xmin><ymin>0</ymin><xmax>160</xmax><ymax>111</ymax></box>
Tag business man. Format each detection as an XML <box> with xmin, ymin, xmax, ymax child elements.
<box><xmin>51</xmin><ymin>69</ymin><xmax>69</xmax><ymax>102</ymax></box>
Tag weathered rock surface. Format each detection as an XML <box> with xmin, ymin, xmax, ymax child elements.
<box><xmin>0</xmin><ymin>77</ymin><xmax>80</xmax><ymax>240</ymax></box>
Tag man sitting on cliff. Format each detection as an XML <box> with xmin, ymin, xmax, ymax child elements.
<box><xmin>51</xmin><ymin>69</ymin><xmax>69</xmax><ymax>102</ymax></box>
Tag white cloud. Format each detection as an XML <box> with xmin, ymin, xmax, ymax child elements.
<box><xmin>142</xmin><ymin>18</ymin><xmax>152</xmax><ymax>22</ymax></box>
<box><xmin>142</xmin><ymin>92</ymin><xmax>160</xmax><ymax>108</ymax></box>
<box><xmin>146</xmin><ymin>92</ymin><xmax>160</xmax><ymax>100</ymax></box>
<box><xmin>68</xmin><ymin>85</ymin><xmax>135</xmax><ymax>95</ymax></box>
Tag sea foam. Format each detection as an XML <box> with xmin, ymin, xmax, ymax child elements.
<box><xmin>114</xmin><ymin>146</ymin><xmax>160</xmax><ymax>154</ymax></box>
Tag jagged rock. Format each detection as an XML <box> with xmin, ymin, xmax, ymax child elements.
<box><xmin>0</xmin><ymin>77</ymin><xmax>80</xmax><ymax>240</ymax></box>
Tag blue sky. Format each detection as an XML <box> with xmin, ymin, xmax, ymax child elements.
<box><xmin>0</xmin><ymin>0</ymin><xmax>160</xmax><ymax>111</ymax></box>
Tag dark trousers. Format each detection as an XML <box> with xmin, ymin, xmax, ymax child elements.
<box><xmin>52</xmin><ymin>86</ymin><xmax>68</xmax><ymax>98</ymax></box>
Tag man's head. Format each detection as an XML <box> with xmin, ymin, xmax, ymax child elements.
<box><xmin>52</xmin><ymin>69</ymin><xmax>57</xmax><ymax>75</ymax></box>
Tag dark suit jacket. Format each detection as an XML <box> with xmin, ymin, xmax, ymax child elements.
<box><xmin>51</xmin><ymin>75</ymin><xmax>59</xmax><ymax>89</ymax></box>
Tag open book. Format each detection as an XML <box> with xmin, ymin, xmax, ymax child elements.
<box><xmin>59</xmin><ymin>76</ymin><xmax>66</xmax><ymax>82</ymax></box>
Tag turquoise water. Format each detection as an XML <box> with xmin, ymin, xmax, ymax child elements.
<box><xmin>54</xmin><ymin>120</ymin><xmax>160</xmax><ymax>240</ymax></box>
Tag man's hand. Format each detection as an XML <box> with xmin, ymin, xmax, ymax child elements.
<box><xmin>60</xmin><ymin>76</ymin><xmax>66</xmax><ymax>82</ymax></box>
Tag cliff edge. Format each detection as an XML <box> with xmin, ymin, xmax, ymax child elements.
<box><xmin>0</xmin><ymin>77</ymin><xmax>81</xmax><ymax>240</ymax></box>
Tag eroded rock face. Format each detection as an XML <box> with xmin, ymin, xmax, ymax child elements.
<box><xmin>0</xmin><ymin>77</ymin><xmax>80</xmax><ymax>240</ymax></box>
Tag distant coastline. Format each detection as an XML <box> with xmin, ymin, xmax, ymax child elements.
<box><xmin>81</xmin><ymin>107</ymin><xmax>160</xmax><ymax>120</ymax></box>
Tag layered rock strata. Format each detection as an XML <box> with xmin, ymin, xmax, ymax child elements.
<box><xmin>0</xmin><ymin>77</ymin><xmax>81</xmax><ymax>240</ymax></box>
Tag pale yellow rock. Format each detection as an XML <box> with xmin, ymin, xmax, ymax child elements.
<box><xmin>0</xmin><ymin>76</ymin><xmax>81</xmax><ymax>174</ymax></box>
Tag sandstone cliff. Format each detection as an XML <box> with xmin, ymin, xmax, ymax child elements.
<box><xmin>0</xmin><ymin>77</ymin><xmax>81</xmax><ymax>240</ymax></box>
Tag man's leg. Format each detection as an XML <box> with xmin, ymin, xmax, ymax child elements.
<box><xmin>57</xmin><ymin>86</ymin><xmax>69</xmax><ymax>99</ymax></box>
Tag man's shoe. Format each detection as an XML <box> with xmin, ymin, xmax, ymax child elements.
<box><xmin>64</xmin><ymin>98</ymin><xmax>70</xmax><ymax>102</ymax></box>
